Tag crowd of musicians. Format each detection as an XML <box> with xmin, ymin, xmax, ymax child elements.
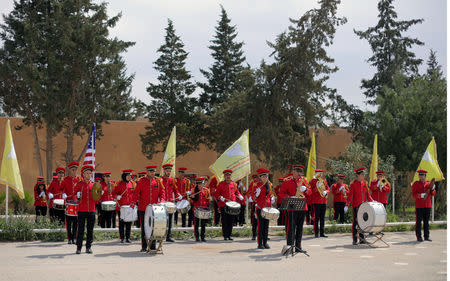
<box><xmin>33</xmin><ymin>162</ymin><xmax>437</xmax><ymax>254</ymax></box>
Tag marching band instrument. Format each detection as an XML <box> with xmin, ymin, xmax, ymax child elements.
<box><xmin>261</xmin><ymin>207</ymin><xmax>280</xmax><ymax>221</ymax></box>
<box><xmin>91</xmin><ymin>182</ymin><xmax>102</xmax><ymax>201</ymax></box>
<box><xmin>161</xmin><ymin>202</ymin><xmax>177</xmax><ymax>214</ymax></box>
<box><xmin>316</xmin><ymin>174</ymin><xmax>328</xmax><ymax>198</ymax></box>
<box><xmin>224</xmin><ymin>201</ymin><xmax>241</xmax><ymax>215</ymax></box>
<box><xmin>120</xmin><ymin>205</ymin><xmax>138</xmax><ymax>222</ymax></box>
<box><xmin>424</xmin><ymin>178</ymin><xmax>436</xmax><ymax>201</ymax></box>
<box><xmin>65</xmin><ymin>200</ymin><xmax>79</xmax><ymax>216</ymax></box>
<box><xmin>357</xmin><ymin>201</ymin><xmax>387</xmax><ymax>233</ymax></box>
<box><xmin>176</xmin><ymin>199</ymin><xmax>191</xmax><ymax>214</ymax></box>
<box><xmin>144</xmin><ymin>204</ymin><xmax>168</xmax><ymax>240</ymax></box>
<box><xmin>101</xmin><ymin>200</ymin><xmax>117</xmax><ymax>211</ymax></box>
<box><xmin>379</xmin><ymin>177</ymin><xmax>390</xmax><ymax>191</ymax></box>
<box><xmin>194</xmin><ymin>207</ymin><xmax>212</xmax><ymax>219</ymax></box>
<box><xmin>53</xmin><ymin>199</ymin><xmax>65</xmax><ymax>210</ymax></box>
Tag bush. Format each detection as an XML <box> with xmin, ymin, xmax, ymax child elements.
<box><xmin>11</xmin><ymin>190</ymin><xmax>34</xmax><ymax>214</ymax></box>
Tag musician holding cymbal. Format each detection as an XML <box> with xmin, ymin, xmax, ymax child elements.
<box><xmin>254</xmin><ymin>168</ymin><xmax>275</xmax><ymax>249</ymax></box>
<box><xmin>411</xmin><ymin>170</ymin><xmax>436</xmax><ymax>242</ymax></box>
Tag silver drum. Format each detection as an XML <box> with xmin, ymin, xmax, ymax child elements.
<box><xmin>357</xmin><ymin>201</ymin><xmax>387</xmax><ymax>233</ymax></box>
<box><xmin>194</xmin><ymin>207</ymin><xmax>211</xmax><ymax>220</ymax></box>
<box><xmin>162</xmin><ymin>201</ymin><xmax>177</xmax><ymax>214</ymax></box>
<box><xmin>53</xmin><ymin>199</ymin><xmax>65</xmax><ymax>210</ymax></box>
<box><xmin>176</xmin><ymin>199</ymin><xmax>191</xmax><ymax>214</ymax></box>
<box><xmin>225</xmin><ymin>201</ymin><xmax>241</xmax><ymax>216</ymax></box>
<box><xmin>101</xmin><ymin>201</ymin><xmax>116</xmax><ymax>211</ymax></box>
<box><xmin>120</xmin><ymin>205</ymin><xmax>137</xmax><ymax>222</ymax></box>
<box><xmin>261</xmin><ymin>207</ymin><xmax>280</xmax><ymax>221</ymax></box>
<box><xmin>144</xmin><ymin>204</ymin><xmax>168</xmax><ymax>240</ymax></box>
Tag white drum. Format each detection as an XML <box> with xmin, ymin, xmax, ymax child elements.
<box><xmin>194</xmin><ymin>207</ymin><xmax>211</xmax><ymax>219</ymax></box>
<box><xmin>53</xmin><ymin>199</ymin><xmax>65</xmax><ymax>210</ymax></box>
<box><xmin>144</xmin><ymin>204</ymin><xmax>168</xmax><ymax>240</ymax></box>
<box><xmin>225</xmin><ymin>201</ymin><xmax>241</xmax><ymax>215</ymax></box>
<box><xmin>357</xmin><ymin>201</ymin><xmax>387</xmax><ymax>233</ymax></box>
<box><xmin>162</xmin><ymin>202</ymin><xmax>177</xmax><ymax>214</ymax></box>
<box><xmin>120</xmin><ymin>205</ymin><xmax>137</xmax><ymax>222</ymax></box>
<box><xmin>101</xmin><ymin>201</ymin><xmax>116</xmax><ymax>211</ymax></box>
<box><xmin>261</xmin><ymin>207</ymin><xmax>280</xmax><ymax>221</ymax></box>
<box><xmin>176</xmin><ymin>199</ymin><xmax>191</xmax><ymax>214</ymax></box>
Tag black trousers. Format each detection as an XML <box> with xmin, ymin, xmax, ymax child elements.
<box><xmin>167</xmin><ymin>213</ymin><xmax>173</xmax><ymax>239</ymax></box>
<box><xmin>35</xmin><ymin>206</ymin><xmax>47</xmax><ymax>220</ymax></box>
<box><xmin>112</xmin><ymin>211</ymin><xmax>117</xmax><ymax>228</ymax></box>
<box><xmin>50</xmin><ymin>208</ymin><xmax>65</xmax><ymax>224</ymax></box>
<box><xmin>415</xmin><ymin>208</ymin><xmax>431</xmax><ymax>239</ymax></box>
<box><xmin>238</xmin><ymin>204</ymin><xmax>246</xmax><ymax>225</ymax></box>
<box><xmin>76</xmin><ymin>212</ymin><xmax>95</xmax><ymax>249</ymax></box>
<box><xmin>194</xmin><ymin>216</ymin><xmax>206</xmax><ymax>240</ymax></box>
<box><xmin>286</xmin><ymin>210</ymin><xmax>306</xmax><ymax>249</ymax></box>
<box><xmin>251</xmin><ymin>203</ymin><xmax>257</xmax><ymax>238</ymax></box>
<box><xmin>213</xmin><ymin>200</ymin><xmax>221</xmax><ymax>225</ymax></box>
<box><xmin>334</xmin><ymin>202</ymin><xmax>345</xmax><ymax>223</ymax></box>
<box><xmin>100</xmin><ymin>210</ymin><xmax>114</xmax><ymax>228</ymax></box>
<box><xmin>306</xmin><ymin>204</ymin><xmax>314</xmax><ymax>225</ymax></box>
<box><xmin>256</xmin><ymin>209</ymin><xmax>269</xmax><ymax>246</ymax></box>
<box><xmin>314</xmin><ymin>204</ymin><xmax>326</xmax><ymax>236</ymax></box>
<box><xmin>187</xmin><ymin>208</ymin><xmax>194</xmax><ymax>227</ymax></box>
<box><xmin>277</xmin><ymin>209</ymin><xmax>286</xmax><ymax>226</ymax></box>
<box><xmin>220</xmin><ymin>207</ymin><xmax>234</xmax><ymax>238</ymax></box>
<box><xmin>118</xmin><ymin>211</ymin><xmax>131</xmax><ymax>240</ymax></box>
<box><xmin>96</xmin><ymin>204</ymin><xmax>101</xmax><ymax>226</ymax></box>
<box><xmin>174</xmin><ymin>211</ymin><xmax>179</xmax><ymax>225</ymax></box>
<box><xmin>65</xmin><ymin>215</ymin><xmax>78</xmax><ymax>241</ymax></box>
<box><xmin>352</xmin><ymin>206</ymin><xmax>365</xmax><ymax>242</ymax></box>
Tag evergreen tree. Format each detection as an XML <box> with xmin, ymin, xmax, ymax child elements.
<box><xmin>198</xmin><ymin>5</ymin><xmax>246</xmax><ymax>113</ymax></box>
<box><xmin>354</xmin><ymin>0</ymin><xmax>424</xmax><ymax>104</ymax></box>
<box><xmin>426</xmin><ymin>49</ymin><xmax>443</xmax><ymax>80</ymax></box>
<box><xmin>140</xmin><ymin>19</ymin><xmax>202</xmax><ymax>159</ymax></box>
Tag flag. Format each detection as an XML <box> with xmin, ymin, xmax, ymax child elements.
<box><xmin>0</xmin><ymin>120</ymin><xmax>24</xmax><ymax>199</ymax></box>
<box><xmin>209</xmin><ymin>129</ymin><xmax>250</xmax><ymax>182</ymax></box>
<box><xmin>83</xmin><ymin>123</ymin><xmax>96</xmax><ymax>171</ymax></box>
<box><xmin>412</xmin><ymin>137</ymin><xmax>445</xmax><ymax>183</ymax></box>
<box><xmin>161</xmin><ymin>126</ymin><xmax>176</xmax><ymax>177</ymax></box>
<box><xmin>369</xmin><ymin>134</ymin><xmax>378</xmax><ymax>182</ymax></box>
<box><xmin>306</xmin><ymin>132</ymin><xmax>316</xmax><ymax>181</ymax></box>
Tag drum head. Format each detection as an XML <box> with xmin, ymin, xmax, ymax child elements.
<box><xmin>144</xmin><ymin>204</ymin><xmax>168</xmax><ymax>240</ymax></box>
<box><xmin>357</xmin><ymin>202</ymin><xmax>387</xmax><ymax>233</ymax></box>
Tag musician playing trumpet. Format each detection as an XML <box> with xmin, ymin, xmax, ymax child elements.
<box><xmin>331</xmin><ymin>174</ymin><xmax>349</xmax><ymax>223</ymax></box>
<box><xmin>411</xmin><ymin>170</ymin><xmax>436</xmax><ymax>242</ymax></box>
<box><xmin>369</xmin><ymin>170</ymin><xmax>391</xmax><ymax>209</ymax></box>
<box><xmin>310</xmin><ymin>169</ymin><xmax>330</xmax><ymax>238</ymax></box>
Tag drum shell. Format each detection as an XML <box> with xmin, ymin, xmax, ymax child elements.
<box><xmin>120</xmin><ymin>205</ymin><xmax>138</xmax><ymax>222</ymax></box>
<box><xmin>261</xmin><ymin>207</ymin><xmax>280</xmax><ymax>220</ymax></box>
<box><xmin>176</xmin><ymin>199</ymin><xmax>191</xmax><ymax>214</ymax></box>
<box><xmin>357</xmin><ymin>201</ymin><xmax>387</xmax><ymax>233</ymax></box>
<box><xmin>194</xmin><ymin>207</ymin><xmax>211</xmax><ymax>219</ymax></box>
<box><xmin>144</xmin><ymin>204</ymin><xmax>168</xmax><ymax>240</ymax></box>
<box><xmin>162</xmin><ymin>202</ymin><xmax>177</xmax><ymax>214</ymax></box>
<box><xmin>65</xmin><ymin>200</ymin><xmax>79</xmax><ymax>216</ymax></box>
<box><xmin>225</xmin><ymin>201</ymin><xmax>241</xmax><ymax>216</ymax></box>
<box><xmin>53</xmin><ymin>199</ymin><xmax>65</xmax><ymax>210</ymax></box>
<box><xmin>101</xmin><ymin>201</ymin><xmax>117</xmax><ymax>211</ymax></box>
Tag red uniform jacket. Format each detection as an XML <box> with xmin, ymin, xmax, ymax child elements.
<box><xmin>176</xmin><ymin>177</ymin><xmax>191</xmax><ymax>200</ymax></box>
<box><xmin>33</xmin><ymin>184</ymin><xmax>47</xmax><ymax>207</ymax></box>
<box><xmin>411</xmin><ymin>180</ymin><xmax>436</xmax><ymax>208</ymax></box>
<box><xmin>331</xmin><ymin>183</ymin><xmax>349</xmax><ymax>203</ymax></box>
<box><xmin>279</xmin><ymin>177</ymin><xmax>311</xmax><ymax>211</ymax></box>
<box><xmin>369</xmin><ymin>179</ymin><xmax>391</xmax><ymax>204</ymax></box>
<box><xmin>161</xmin><ymin>176</ymin><xmax>181</xmax><ymax>202</ymax></box>
<box><xmin>99</xmin><ymin>182</ymin><xmax>114</xmax><ymax>202</ymax></box>
<box><xmin>74</xmin><ymin>181</ymin><xmax>98</xmax><ymax>212</ymax></box>
<box><xmin>62</xmin><ymin>176</ymin><xmax>81</xmax><ymax>201</ymax></box>
<box><xmin>112</xmin><ymin>181</ymin><xmax>134</xmax><ymax>210</ymax></box>
<box><xmin>246</xmin><ymin>180</ymin><xmax>259</xmax><ymax>202</ymax></box>
<box><xmin>47</xmin><ymin>179</ymin><xmax>64</xmax><ymax>209</ymax></box>
<box><xmin>274</xmin><ymin>184</ymin><xmax>283</xmax><ymax>205</ymax></box>
<box><xmin>191</xmin><ymin>187</ymin><xmax>210</xmax><ymax>208</ymax></box>
<box><xmin>132</xmin><ymin>176</ymin><xmax>166</xmax><ymax>211</ymax></box>
<box><xmin>208</xmin><ymin>176</ymin><xmax>218</xmax><ymax>199</ymax></box>
<box><xmin>215</xmin><ymin>181</ymin><xmax>242</xmax><ymax>208</ymax></box>
<box><xmin>347</xmin><ymin>180</ymin><xmax>373</xmax><ymax>208</ymax></box>
<box><xmin>254</xmin><ymin>182</ymin><xmax>273</xmax><ymax>209</ymax></box>
<box><xmin>310</xmin><ymin>178</ymin><xmax>330</xmax><ymax>205</ymax></box>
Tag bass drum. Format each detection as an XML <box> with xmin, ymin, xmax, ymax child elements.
<box><xmin>144</xmin><ymin>204</ymin><xmax>168</xmax><ymax>240</ymax></box>
<box><xmin>357</xmin><ymin>201</ymin><xmax>387</xmax><ymax>233</ymax></box>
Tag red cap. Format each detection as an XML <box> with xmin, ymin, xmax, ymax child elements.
<box><xmin>37</xmin><ymin>180</ymin><xmax>45</xmax><ymax>184</ymax></box>
<box><xmin>162</xmin><ymin>164</ymin><xmax>173</xmax><ymax>168</ymax></box>
<box><xmin>315</xmin><ymin>169</ymin><xmax>324</xmax><ymax>172</ymax></box>
<box><xmin>145</xmin><ymin>165</ymin><xmax>157</xmax><ymax>170</ymax></box>
<box><xmin>195</xmin><ymin>177</ymin><xmax>206</xmax><ymax>182</ymax></box>
<box><xmin>36</xmin><ymin>176</ymin><xmax>44</xmax><ymax>180</ymax></box>
<box><xmin>178</xmin><ymin>167</ymin><xmax>187</xmax><ymax>170</ymax></box>
<box><xmin>81</xmin><ymin>165</ymin><xmax>94</xmax><ymax>173</ymax></box>
<box><xmin>223</xmin><ymin>169</ymin><xmax>233</xmax><ymax>174</ymax></box>
<box><xmin>122</xmin><ymin>169</ymin><xmax>133</xmax><ymax>173</ymax></box>
<box><xmin>55</xmin><ymin>167</ymin><xmax>66</xmax><ymax>173</ymax></box>
<box><xmin>417</xmin><ymin>170</ymin><xmax>428</xmax><ymax>174</ymax></box>
<box><xmin>257</xmin><ymin>168</ymin><xmax>270</xmax><ymax>175</ymax></box>
<box><xmin>278</xmin><ymin>178</ymin><xmax>284</xmax><ymax>181</ymax></box>
<box><xmin>138</xmin><ymin>171</ymin><xmax>147</xmax><ymax>175</ymax></box>
<box><xmin>292</xmin><ymin>165</ymin><xmax>305</xmax><ymax>169</ymax></box>
<box><xmin>102</xmin><ymin>172</ymin><xmax>111</xmax><ymax>176</ymax></box>
<box><xmin>337</xmin><ymin>174</ymin><xmax>346</xmax><ymax>178</ymax></box>
<box><xmin>354</xmin><ymin>167</ymin><xmax>366</xmax><ymax>174</ymax></box>
<box><xmin>376</xmin><ymin>170</ymin><xmax>385</xmax><ymax>174</ymax></box>
<box><xmin>52</xmin><ymin>176</ymin><xmax>58</xmax><ymax>179</ymax></box>
<box><xmin>68</xmin><ymin>162</ymin><xmax>79</xmax><ymax>168</ymax></box>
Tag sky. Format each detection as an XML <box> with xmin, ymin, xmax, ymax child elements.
<box><xmin>0</xmin><ymin>0</ymin><xmax>446</xmax><ymax>112</ymax></box>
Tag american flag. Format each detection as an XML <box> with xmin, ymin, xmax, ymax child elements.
<box><xmin>83</xmin><ymin>123</ymin><xmax>96</xmax><ymax>171</ymax></box>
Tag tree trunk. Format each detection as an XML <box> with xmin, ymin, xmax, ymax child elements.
<box><xmin>45</xmin><ymin>126</ymin><xmax>54</xmax><ymax>183</ymax></box>
<box><xmin>76</xmin><ymin>132</ymin><xmax>91</xmax><ymax>164</ymax></box>
<box><xmin>31</xmin><ymin>123</ymin><xmax>44</xmax><ymax>178</ymax></box>
<box><xmin>64</xmin><ymin>118</ymin><xmax>75</xmax><ymax>165</ymax></box>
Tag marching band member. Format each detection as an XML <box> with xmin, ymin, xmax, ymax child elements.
<box><xmin>33</xmin><ymin>179</ymin><xmax>47</xmax><ymax>222</ymax></box>
<box><xmin>161</xmin><ymin>164</ymin><xmax>182</xmax><ymax>242</ymax></box>
<box><xmin>370</xmin><ymin>170</ymin><xmax>391</xmax><ymax>209</ymax></box>
<box><xmin>216</xmin><ymin>169</ymin><xmax>244</xmax><ymax>241</ymax></box>
<box><xmin>47</xmin><ymin>168</ymin><xmax>66</xmax><ymax>224</ymax></box>
<box><xmin>346</xmin><ymin>167</ymin><xmax>373</xmax><ymax>245</ymax></box>
<box><xmin>113</xmin><ymin>169</ymin><xmax>135</xmax><ymax>243</ymax></box>
<box><xmin>74</xmin><ymin>165</ymin><xmax>98</xmax><ymax>254</ymax></box>
<box><xmin>331</xmin><ymin>174</ymin><xmax>349</xmax><ymax>223</ymax></box>
<box><xmin>99</xmin><ymin>172</ymin><xmax>115</xmax><ymax>228</ymax></box>
<box><xmin>61</xmin><ymin>162</ymin><xmax>81</xmax><ymax>244</ymax></box>
<box><xmin>189</xmin><ymin>177</ymin><xmax>210</xmax><ymax>242</ymax></box>
<box><xmin>236</xmin><ymin>179</ymin><xmax>247</xmax><ymax>226</ymax></box>
<box><xmin>280</xmin><ymin>165</ymin><xmax>311</xmax><ymax>253</ymax></box>
<box><xmin>310</xmin><ymin>169</ymin><xmax>330</xmax><ymax>238</ymax></box>
<box><xmin>274</xmin><ymin>178</ymin><xmax>285</xmax><ymax>226</ymax></box>
<box><xmin>132</xmin><ymin>165</ymin><xmax>166</xmax><ymax>252</ymax></box>
<box><xmin>254</xmin><ymin>168</ymin><xmax>275</xmax><ymax>249</ymax></box>
<box><xmin>246</xmin><ymin>174</ymin><xmax>259</xmax><ymax>240</ymax></box>
<box><xmin>411</xmin><ymin>170</ymin><xmax>436</xmax><ymax>242</ymax></box>
<box><xmin>208</xmin><ymin>175</ymin><xmax>220</xmax><ymax>226</ymax></box>
<box><xmin>175</xmin><ymin>167</ymin><xmax>190</xmax><ymax>227</ymax></box>
<box><xmin>137</xmin><ymin>171</ymin><xmax>147</xmax><ymax>180</ymax></box>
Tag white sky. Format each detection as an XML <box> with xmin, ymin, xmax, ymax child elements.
<box><xmin>0</xmin><ymin>0</ymin><xmax>446</xmax><ymax>111</ymax></box>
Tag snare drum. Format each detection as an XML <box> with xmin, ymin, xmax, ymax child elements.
<box><xmin>176</xmin><ymin>199</ymin><xmax>191</xmax><ymax>214</ymax></box>
<box><xmin>65</xmin><ymin>200</ymin><xmax>79</xmax><ymax>216</ymax></box>
<box><xmin>357</xmin><ymin>201</ymin><xmax>387</xmax><ymax>233</ymax></box>
<box><xmin>161</xmin><ymin>202</ymin><xmax>177</xmax><ymax>214</ymax></box>
<box><xmin>144</xmin><ymin>204</ymin><xmax>168</xmax><ymax>240</ymax></box>
<box><xmin>261</xmin><ymin>207</ymin><xmax>280</xmax><ymax>221</ymax></box>
<box><xmin>53</xmin><ymin>199</ymin><xmax>65</xmax><ymax>210</ymax></box>
<box><xmin>225</xmin><ymin>201</ymin><xmax>241</xmax><ymax>216</ymax></box>
<box><xmin>101</xmin><ymin>201</ymin><xmax>116</xmax><ymax>211</ymax></box>
<box><xmin>120</xmin><ymin>205</ymin><xmax>137</xmax><ymax>222</ymax></box>
<box><xmin>194</xmin><ymin>207</ymin><xmax>211</xmax><ymax>220</ymax></box>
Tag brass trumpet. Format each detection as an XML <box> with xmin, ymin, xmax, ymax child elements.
<box><xmin>379</xmin><ymin>177</ymin><xmax>389</xmax><ymax>191</ymax></box>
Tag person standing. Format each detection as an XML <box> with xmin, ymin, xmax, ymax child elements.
<box><xmin>254</xmin><ymin>168</ymin><xmax>275</xmax><ymax>249</ymax></box>
<box><xmin>331</xmin><ymin>174</ymin><xmax>349</xmax><ymax>223</ymax></box>
<box><xmin>236</xmin><ymin>179</ymin><xmax>247</xmax><ymax>226</ymax></box>
<box><xmin>246</xmin><ymin>174</ymin><xmax>260</xmax><ymax>240</ymax></box>
<box><xmin>99</xmin><ymin>172</ymin><xmax>115</xmax><ymax>228</ymax></box>
<box><xmin>161</xmin><ymin>164</ymin><xmax>182</xmax><ymax>242</ymax></box>
<box><xmin>61</xmin><ymin>162</ymin><xmax>81</xmax><ymax>244</ymax></box>
<box><xmin>47</xmin><ymin>168</ymin><xmax>66</xmax><ymax>224</ymax></box>
<box><xmin>370</xmin><ymin>170</ymin><xmax>391</xmax><ymax>209</ymax></box>
<box><xmin>175</xmin><ymin>167</ymin><xmax>190</xmax><ymax>227</ymax></box>
<box><xmin>113</xmin><ymin>169</ymin><xmax>135</xmax><ymax>243</ymax></box>
<box><xmin>190</xmin><ymin>177</ymin><xmax>210</xmax><ymax>242</ymax></box>
<box><xmin>411</xmin><ymin>170</ymin><xmax>436</xmax><ymax>242</ymax></box>
<box><xmin>208</xmin><ymin>175</ymin><xmax>220</xmax><ymax>226</ymax></box>
<box><xmin>310</xmin><ymin>169</ymin><xmax>330</xmax><ymax>238</ymax></box>
<box><xmin>33</xmin><ymin>180</ymin><xmax>47</xmax><ymax>222</ymax></box>
<box><xmin>274</xmin><ymin>178</ymin><xmax>285</xmax><ymax>226</ymax></box>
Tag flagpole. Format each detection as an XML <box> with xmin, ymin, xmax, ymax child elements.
<box><xmin>245</xmin><ymin>175</ymin><xmax>248</xmax><ymax>225</ymax></box>
<box><xmin>5</xmin><ymin>185</ymin><xmax>8</xmax><ymax>223</ymax></box>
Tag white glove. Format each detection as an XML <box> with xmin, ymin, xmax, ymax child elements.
<box><xmin>117</xmin><ymin>195</ymin><xmax>122</xmax><ymax>200</ymax></box>
<box><xmin>300</xmin><ymin>186</ymin><xmax>307</xmax><ymax>192</ymax></box>
<box><xmin>238</xmin><ymin>195</ymin><xmax>244</xmax><ymax>201</ymax></box>
<box><xmin>101</xmin><ymin>191</ymin><xmax>104</xmax><ymax>195</ymax></box>
<box><xmin>177</xmin><ymin>195</ymin><xmax>183</xmax><ymax>200</ymax></box>
<box><xmin>377</xmin><ymin>181</ymin><xmax>381</xmax><ymax>187</ymax></box>
<box><xmin>186</xmin><ymin>191</ymin><xmax>192</xmax><ymax>195</ymax></box>
<box><xmin>322</xmin><ymin>190</ymin><xmax>327</xmax><ymax>196</ymax></box>
<box><xmin>62</xmin><ymin>193</ymin><xmax>67</xmax><ymax>199</ymax></box>
<box><xmin>219</xmin><ymin>196</ymin><xmax>225</xmax><ymax>202</ymax></box>
<box><xmin>432</xmin><ymin>184</ymin><xmax>436</xmax><ymax>191</ymax></box>
<box><xmin>344</xmin><ymin>206</ymin><xmax>348</xmax><ymax>213</ymax></box>
<box><xmin>290</xmin><ymin>196</ymin><xmax>297</xmax><ymax>198</ymax></box>
<box><xmin>48</xmin><ymin>193</ymin><xmax>54</xmax><ymax>199</ymax></box>
<box><xmin>255</xmin><ymin>187</ymin><xmax>261</xmax><ymax>197</ymax></box>
<box><xmin>39</xmin><ymin>191</ymin><xmax>45</xmax><ymax>197</ymax></box>
<box><xmin>248</xmin><ymin>197</ymin><xmax>253</xmax><ymax>203</ymax></box>
<box><xmin>339</xmin><ymin>186</ymin><xmax>344</xmax><ymax>192</ymax></box>
<box><xmin>271</xmin><ymin>197</ymin><xmax>275</xmax><ymax>204</ymax></box>
<box><xmin>420</xmin><ymin>193</ymin><xmax>426</xmax><ymax>199</ymax></box>
<box><xmin>77</xmin><ymin>192</ymin><xmax>81</xmax><ymax>198</ymax></box>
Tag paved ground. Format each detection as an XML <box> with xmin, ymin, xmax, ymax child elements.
<box><xmin>0</xmin><ymin>229</ymin><xmax>446</xmax><ymax>281</ymax></box>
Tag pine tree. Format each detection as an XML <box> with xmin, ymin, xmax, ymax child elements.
<box><xmin>354</xmin><ymin>0</ymin><xmax>424</xmax><ymax>104</ymax></box>
<box><xmin>140</xmin><ymin>19</ymin><xmax>202</xmax><ymax>159</ymax></box>
<box><xmin>426</xmin><ymin>49</ymin><xmax>443</xmax><ymax>80</ymax></box>
<box><xmin>198</xmin><ymin>5</ymin><xmax>246</xmax><ymax>113</ymax></box>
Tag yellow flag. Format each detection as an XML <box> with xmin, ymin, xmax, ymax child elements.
<box><xmin>209</xmin><ymin>129</ymin><xmax>251</xmax><ymax>182</ymax></box>
<box><xmin>369</xmin><ymin>134</ymin><xmax>378</xmax><ymax>182</ymax></box>
<box><xmin>412</xmin><ymin>137</ymin><xmax>445</xmax><ymax>183</ymax></box>
<box><xmin>0</xmin><ymin>120</ymin><xmax>24</xmax><ymax>199</ymax></box>
<box><xmin>161</xmin><ymin>126</ymin><xmax>176</xmax><ymax>177</ymax></box>
<box><xmin>306</xmin><ymin>132</ymin><xmax>316</xmax><ymax>181</ymax></box>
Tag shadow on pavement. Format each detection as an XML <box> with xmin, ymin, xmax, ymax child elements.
<box><xmin>219</xmin><ymin>247</ymin><xmax>263</xmax><ymax>254</ymax></box>
<box><xmin>94</xmin><ymin>251</ymin><xmax>159</xmax><ymax>258</ymax></box>
<box><xmin>17</xmin><ymin>242</ymin><xmax>64</xmax><ymax>248</ymax></box>
<box><xmin>390</xmin><ymin>240</ymin><xmax>421</xmax><ymax>246</ymax></box>
<box><xmin>27</xmin><ymin>253</ymin><xmax>76</xmax><ymax>259</ymax></box>
<box><xmin>248</xmin><ymin>252</ymin><xmax>283</xmax><ymax>262</ymax></box>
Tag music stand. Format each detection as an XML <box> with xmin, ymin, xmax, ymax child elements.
<box><xmin>280</xmin><ymin>197</ymin><xmax>309</xmax><ymax>257</ymax></box>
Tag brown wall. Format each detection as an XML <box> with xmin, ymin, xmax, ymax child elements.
<box><xmin>0</xmin><ymin>117</ymin><xmax>353</xmax><ymax>194</ymax></box>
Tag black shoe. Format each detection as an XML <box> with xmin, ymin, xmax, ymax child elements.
<box><xmin>264</xmin><ymin>243</ymin><xmax>270</xmax><ymax>249</ymax></box>
<box><xmin>166</xmin><ymin>237</ymin><xmax>175</xmax><ymax>242</ymax></box>
<box><xmin>258</xmin><ymin>244</ymin><xmax>264</xmax><ymax>249</ymax></box>
<box><xmin>224</xmin><ymin>237</ymin><xmax>228</xmax><ymax>241</ymax></box>
<box><xmin>295</xmin><ymin>248</ymin><xmax>303</xmax><ymax>253</ymax></box>
<box><xmin>68</xmin><ymin>240</ymin><xmax>72</xmax><ymax>245</ymax></box>
<box><xmin>320</xmin><ymin>234</ymin><xmax>328</xmax><ymax>238</ymax></box>
<box><xmin>71</xmin><ymin>240</ymin><xmax>75</xmax><ymax>244</ymax></box>
<box><xmin>359</xmin><ymin>240</ymin><xmax>367</xmax><ymax>244</ymax></box>
<box><xmin>125</xmin><ymin>239</ymin><xmax>131</xmax><ymax>243</ymax></box>
<box><xmin>417</xmin><ymin>237</ymin><xmax>423</xmax><ymax>242</ymax></box>
<box><xmin>86</xmin><ymin>248</ymin><xmax>93</xmax><ymax>254</ymax></box>
<box><xmin>228</xmin><ymin>237</ymin><xmax>233</xmax><ymax>241</ymax></box>
<box><xmin>251</xmin><ymin>236</ymin><xmax>256</xmax><ymax>241</ymax></box>
<box><xmin>201</xmin><ymin>238</ymin><xmax>206</xmax><ymax>242</ymax></box>
<box><xmin>140</xmin><ymin>248</ymin><xmax>147</xmax><ymax>252</ymax></box>
<box><xmin>120</xmin><ymin>239</ymin><xmax>124</xmax><ymax>243</ymax></box>
<box><xmin>314</xmin><ymin>234</ymin><xmax>319</xmax><ymax>238</ymax></box>
<box><xmin>425</xmin><ymin>238</ymin><xmax>432</xmax><ymax>242</ymax></box>
<box><xmin>352</xmin><ymin>241</ymin><xmax>358</xmax><ymax>245</ymax></box>
<box><xmin>76</xmin><ymin>248</ymin><xmax>81</xmax><ymax>254</ymax></box>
